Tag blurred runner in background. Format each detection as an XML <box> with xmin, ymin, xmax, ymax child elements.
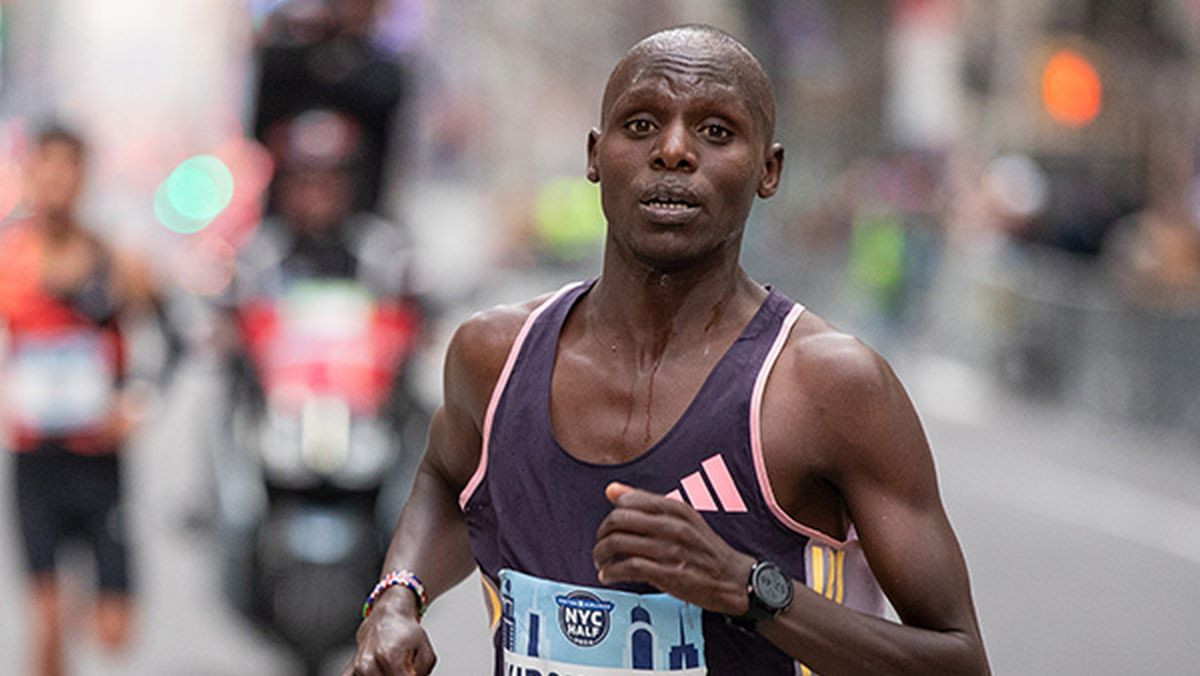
<box><xmin>0</xmin><ymin>125</ymin><xmax>164</xmax><ymax>676</ymax></box>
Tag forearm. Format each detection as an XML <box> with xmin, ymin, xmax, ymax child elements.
<box><xmin>378</xmin><ymin>460</ymin><xmax>476</xmax><ymax>605</ymax></box>
<box><xmin>758</xmin><ymin>583</ymin><xmax>989</xmax><ymax>676</ymax></box>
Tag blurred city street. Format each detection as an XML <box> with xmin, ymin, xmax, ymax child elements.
<box><xmin>2</xmin><ymin>1</ymin><xmax>1200</xmax><ymax>675</ymax></box>
<box><xmin>2</xmin><ymin>256</ymin><xmax>1199</xmax><ymax>674</ymax></box>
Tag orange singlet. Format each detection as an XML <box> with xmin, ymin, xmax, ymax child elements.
<box><xmin>0</xmin><ymin>221</ymin><xmax>125</xmax><ymax>454</ymax></box>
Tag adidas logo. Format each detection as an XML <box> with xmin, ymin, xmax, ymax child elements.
<box><xmin>664</xmin><ymin>454</ymin><xmax>747</xmax><ymax>513</ymax></box>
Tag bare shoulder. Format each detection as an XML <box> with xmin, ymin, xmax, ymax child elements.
<box><xmin>766</xmin><ymin>309</ymin><xmax>926</xmax><ymax>481</ymax></box>
<box><xmin>779</xmin><ymin>310</ymin><xmax>898</xmax><ymax>407</ymax></box>
<box><xmin>443</xmin><ymin>291</ymin><xmax>558</xmax><ymax>423</ymax></box>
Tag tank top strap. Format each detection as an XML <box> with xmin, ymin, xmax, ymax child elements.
<box><xmin>458</xmin><ymin>280</ymin><xmax>592</xmax><ymax>509</ymax></box>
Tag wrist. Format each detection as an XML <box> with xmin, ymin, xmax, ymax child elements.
<box><xmin>725</xmin><ymin>554</ymin><xmax>755</xmax><ymax>616</ymax></box>
<box><xmin>730</xmin><ymin>559</ymin><xmax>794</xmax><ymax>632</ymax></box>
<box><xmin>372</xmin><ymin>583</ymin><xmax>420</xmax><ymax>620</ymax></box>
<box><xmin>363</xmin><ymin>569</ymin><xmax>428</xmax><ymax>621</ymax></box>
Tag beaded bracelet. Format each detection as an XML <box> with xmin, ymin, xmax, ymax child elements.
<box><xmin>362</xmin><ymin>569</ymin><xmax>428</xmax><ymax>620</ymax></box>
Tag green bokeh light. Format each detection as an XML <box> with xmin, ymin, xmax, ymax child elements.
<box><xmin>534</xmin><ymin>178</ymin><xmax>605</xmax><ymax>262</ymax></box>
<box><xmin>154</xmin><ymin>183</ymin><xmax>211</xmax><ymax>234</ymax></box>
<box><xmin>166</xmin><ymin>155</ymin><xmax>234</xmax><ymax>221</ymax></box>
<box><xmin>155</xmin><ymin>155</ymin><xmax>235</xmax><ymax>234</ymax></box>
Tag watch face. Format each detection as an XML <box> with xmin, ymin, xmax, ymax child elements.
<box><xmin>753</xmin><ymin>564</ymin><xmax>793</xmax><ymax>609</ymax></box>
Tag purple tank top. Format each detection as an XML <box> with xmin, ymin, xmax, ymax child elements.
<box><xmin>460</xmin><ymin>281</ymin><xmax>884</xmax><ymax>676</ymax></box>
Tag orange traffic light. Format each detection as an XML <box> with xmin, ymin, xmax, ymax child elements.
<box><xmin>1042</xmin><ymin>49</ymin><xmax>1102</xmax><ymax>128</ymax></box>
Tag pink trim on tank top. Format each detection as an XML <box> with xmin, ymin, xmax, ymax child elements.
<box><xmin>749</xmin><ymin>303</ymin><xmax>850</xmax><ymax>548</ymax></box>
<box><xmin>458</xmin><ymin>282</ymin><xmax>583</xmax><ymax>510</ymax></box>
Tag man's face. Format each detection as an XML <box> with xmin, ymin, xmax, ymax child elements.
<box><xmin>279</xmin><ymin>168</ymin><xmax>353</xmax><ymax>239</ymax></box>
<box><xmin>587</xmin><ymin>48</ymin><xmax>782</xmax><ymax>271</ymax></box>
<box><xmin>26</xmin><ymin>141</ymin><xmax>85</xmax><ymax>219</ymax></box>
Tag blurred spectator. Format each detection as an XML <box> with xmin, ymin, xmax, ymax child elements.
<box><xmin>251</xmin><ymin>0</ymin><xmax>411</xmax><ymax>215</ymax></box>
<box><xmin>0</xmin><ymin>124</ymin><xmax>165</xmax><ymax>676</ymax></box>
<box><xmin>1106</xmin><ymin>202</ymin><xmax>1200</xmax><ymax>312</ymax></box>
<box><xmin>1104</xmin><ymin>131</ymin><xmax>1200</xmax><ymax>312</ymax></box>
<box><xmin>837</xmin><ymin>151</ymin><xmax>947</xmax><ymax>344</ymax></box>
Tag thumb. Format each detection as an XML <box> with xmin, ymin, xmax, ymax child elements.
<box><xmin>605</xmin><ymin>481</ymin><xmax>634</xmax><ymax>504</ymax></box>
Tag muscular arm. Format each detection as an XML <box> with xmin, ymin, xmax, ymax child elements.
<box><xmin>594</xmin><ymin>323</ymin><xmax>988</xmax><ymax>675</ymax></box>
<box><xmin>348</xmin><ymin>302</ymin><xmax>534</xmax><ymax>675</ymax></box>
<box><xmin>753</xmin><ymin>331</ymin><xmax>989</xmax><ymax>675</ymax></box>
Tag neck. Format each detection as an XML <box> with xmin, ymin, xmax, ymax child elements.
<box><xmin>587</xmin><ymin>238</ymin><xmax>759</xmax><ymax>352</ymax></box>
<box><xmin>36</xmin><ymin>211</ymin><xmax>77</xmax><ymax>243</ymax></box>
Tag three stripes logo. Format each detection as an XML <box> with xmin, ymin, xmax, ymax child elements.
<box><xmin>664</xmin><ymin>453</ymin><xmax>747</xmax><ymax>513</ymax></box>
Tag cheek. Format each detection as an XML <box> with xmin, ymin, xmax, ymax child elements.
<box><xmin>710</xmin><ymin>158</ymin><xmax>761</xmax><ymax>206</ymax></box>
<box><xmin>596</xmin><ymin>146</ymin><xmax>639</xmax><ymax>183</ymax></box>
<box><xmin>598</xmin><ymin>185</ymin><xmax>624</xmax><ymax>225</ymax></box>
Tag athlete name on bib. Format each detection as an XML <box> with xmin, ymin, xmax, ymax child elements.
<box><xmin>498</xmin><ymin>569</ymin><xmax>706</xmax><ymax>675</ymax></box>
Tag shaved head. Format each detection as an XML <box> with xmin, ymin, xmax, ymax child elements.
<box><xmin>600</xmin><ymin>24</ymin><xmax>777</xmax><ymax>145</ymax></box>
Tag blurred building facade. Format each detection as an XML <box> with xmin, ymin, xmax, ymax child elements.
<box><xmin>0</xmin><ymin>0</ymin><xmax>1196</xmax><ymax>426</ymax></box>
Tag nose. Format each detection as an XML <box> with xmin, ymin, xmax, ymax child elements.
<box><xmin>650</xmin><ymin>120</ymin><xmax>695</xmax><ymax>172</ymax></box>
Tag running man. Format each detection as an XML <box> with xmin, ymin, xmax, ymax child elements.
<box><xmin>347</xmin><ymin>25</ymin><xmax>989</xmax><ymax>675</ymax></box>
<box><xmin>1</xmin><ymin>125</ymin><xmax>161</xmax><ymax>676</ymax></box>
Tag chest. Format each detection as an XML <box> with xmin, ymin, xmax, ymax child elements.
<box><xmin>548</xmin><ymin>337</ymin><xmax>734</xmax><ymax>464</ymax></box>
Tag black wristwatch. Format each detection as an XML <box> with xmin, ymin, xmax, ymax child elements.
<box><xmin>732</xmin><ymin>560</ymin><xmax>794</xmax><ymax>631</ymax></box>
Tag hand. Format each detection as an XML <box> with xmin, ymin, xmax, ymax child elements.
<box><xmin>98</xmin><ymin>387</ymin><xmax>149</xmax><ymax>448</ymax></box>
<box><xmin>343</xmin><ymin>589</ymin><xmax>436</xmax><ymax>676</ymax></box>
<box><xmin>593</xmin><ymin>482</ymin><xmax>756</xmax><ymax>616</ymax></box>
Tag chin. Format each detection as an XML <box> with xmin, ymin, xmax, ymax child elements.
<box><xmin>625</xmin><ymin>234</ymin><xmax>728</xmax><ymax>274</ymax></box>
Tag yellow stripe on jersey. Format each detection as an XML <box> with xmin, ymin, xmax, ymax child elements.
<box><xmin>799</xmin><ymin>544</ymin><xmax>849</xmax><ymax>676</ymax></box>
<box><xmin>835</xmin><ymin>549</ymin><xmax>846</xmax><ymax>605</ymax></box>
<box><xmin>825</xmin><ymin>547</ymin><xmax>837</xmax><ymax>600</ymax></box>
<box><xmin>811</xmin><ymin>545</ymin><xmax>825</xmax><ymax>598</ymax></box>
<box><xmin>481</xmin><ymin>573</ymin><xmax>502</xmax><ymax>633</ymax></box>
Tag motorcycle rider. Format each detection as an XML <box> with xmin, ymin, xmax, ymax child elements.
<box><xmin>233</xmin><ymin>108</ymin><xmax>418</xmax><ymax>307</ymax></box>
<box><xmin>212</xmin><ymin>108</ymin><xmax>425</xmax><ymax>672</ymax></box>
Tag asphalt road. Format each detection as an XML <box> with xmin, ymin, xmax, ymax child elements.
<box><xmin>2</xmin><ymin>278</ymin><xmax>1198</xmax><ymax>675</ymax></box>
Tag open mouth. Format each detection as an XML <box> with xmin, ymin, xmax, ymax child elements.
<box><xmin>641</xmin><ymin>197</ymin><xmax>698</xmax><ymax>210</ymax></box>
<box><xmin>638</xmin><ymin>192</ymin><xmax>700</xmax><ymax>225</ymax></box>
<box><xmin>638</xmin><ymin>185</ymin><xmax>702</xmax><ymax>223</ymax></box>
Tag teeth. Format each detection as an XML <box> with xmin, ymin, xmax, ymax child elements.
<box><xmin>648</xmin><ymin>199</ymin><xmax>692</xmax><ymax>209</ymax></box>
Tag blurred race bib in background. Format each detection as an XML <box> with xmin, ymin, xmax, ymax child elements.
<box><xmin>5</xmin><ymin>330</ymin><xmax>116</xmax><ymax>434</ymax></box>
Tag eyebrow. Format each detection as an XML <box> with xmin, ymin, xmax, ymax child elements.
<box><xmin>609</xmin><ymin>80</ymin><xmax>754</xmax><ymax>124</ymax></box>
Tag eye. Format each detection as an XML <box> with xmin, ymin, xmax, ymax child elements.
<box><xmin>623</xmin><ymin>118</ymin><xmax>656</xmax><ymax>136</ymax></box>
<box><xmin>700</xmin><ymin>124</ymin><xmax>732</xmax><ymax>141</ymax></box>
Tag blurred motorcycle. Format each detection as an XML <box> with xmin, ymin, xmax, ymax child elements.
<box><xmin>213</xmin><ymin>275</ymin><xmax>426</xmax><ymax>675</ymax></box>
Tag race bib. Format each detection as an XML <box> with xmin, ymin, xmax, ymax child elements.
<box><xmin>5</xmin><ymin>331</ymin><xmax>115</xmax><ymax>433</ymax></box>
<box><xmin>498</xmin><ymin>569</ymin><xmax>706</xmax><ymax>675</ymax></box>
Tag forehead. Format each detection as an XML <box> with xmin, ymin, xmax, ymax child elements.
<box><xmin>603</xmin><ymin>45</ymin><xmax>764</xmax><ymax>127</ymax></box>
<box><xmin>33</xmin><ymin>140</ymin><xmax>84</xmax><ymax>164</ymax></box>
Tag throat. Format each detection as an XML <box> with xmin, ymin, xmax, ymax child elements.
<box><xmin>553</xmin><ymin>318</ymin><xmax>732</xmax><ymax>464</ymax></box>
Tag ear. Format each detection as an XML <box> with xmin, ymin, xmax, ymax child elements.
<box><xmin>756</xmin><ymin>143</ymin><xmax>784</xmax><ymax>199</ymax></box>
<box><xmin>586</xmin><ymin>128</ymin><xmax>601</xmax><ymax>183</ymax></box>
